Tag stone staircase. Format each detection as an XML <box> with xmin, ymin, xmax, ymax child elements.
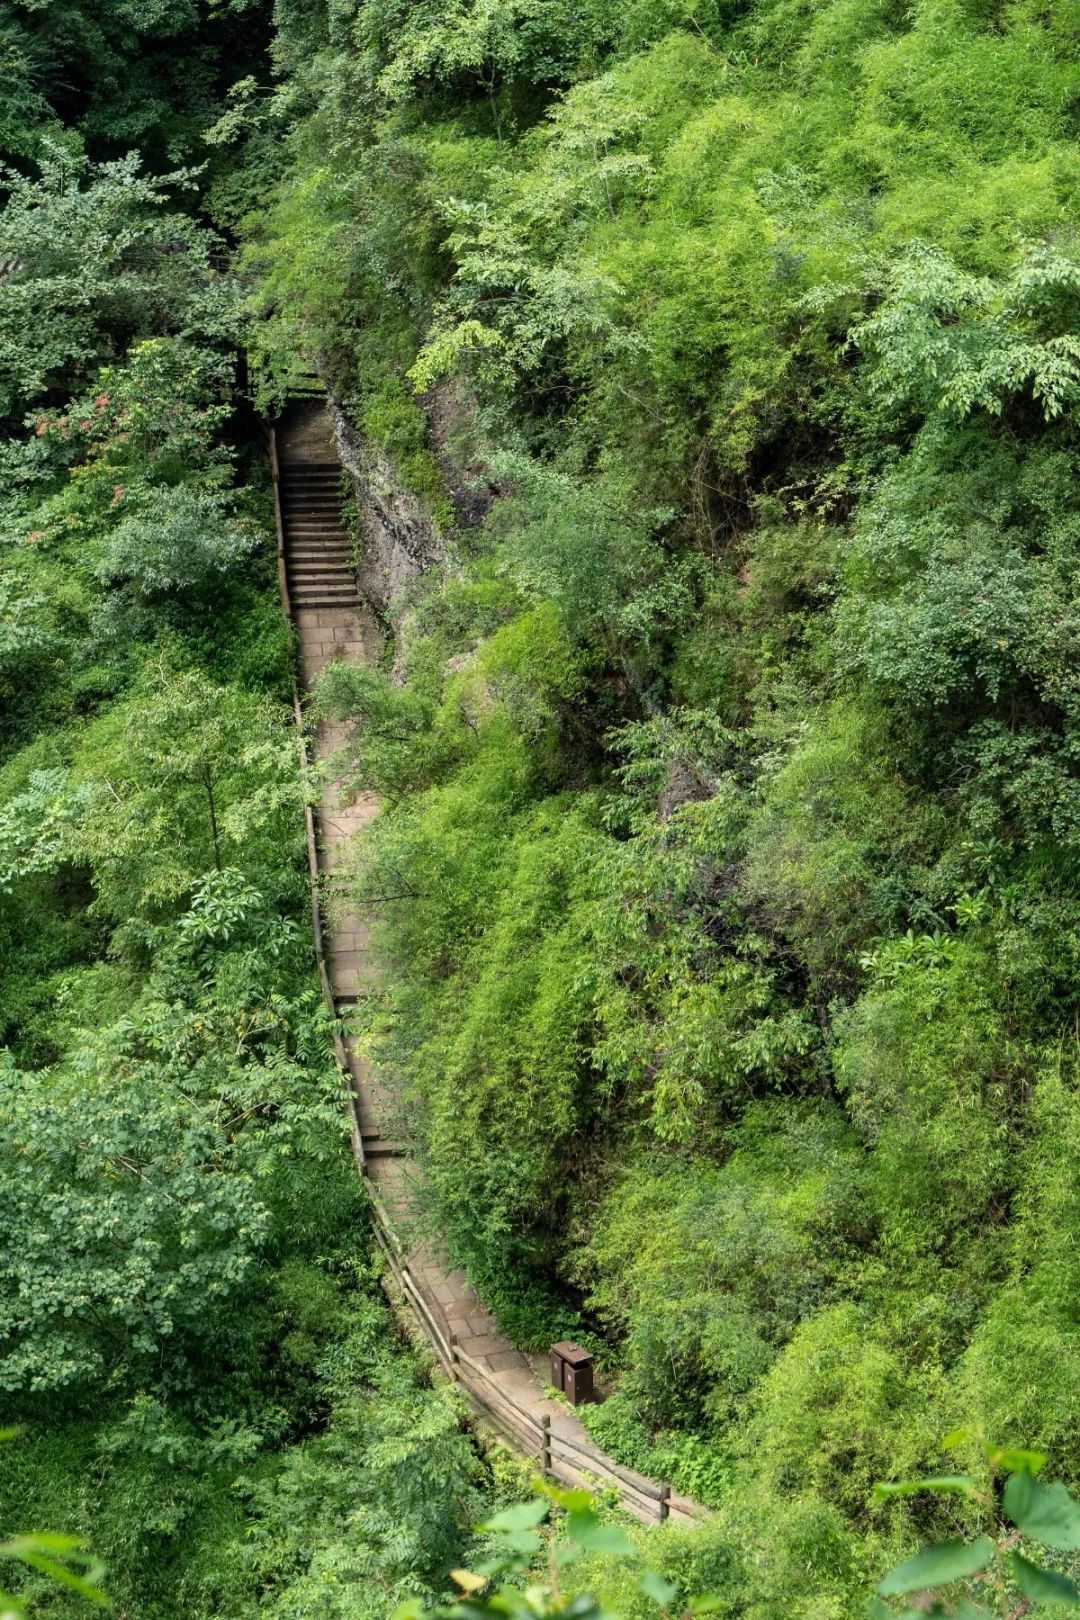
<box><xmin>280</xmin><ymin>462</ymin><xmax>359</xmax><ymax>610</ymax></box>
<box><xmin>275</xmin><ymin>401</ymin><xmax>705</xmax><ymax>1528</ymax></box>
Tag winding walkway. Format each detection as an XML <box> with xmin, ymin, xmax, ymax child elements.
<box><xmin>273</xmin><ymin>400</ymin><xmax>702</xmax><ymax>1528</ymax></box>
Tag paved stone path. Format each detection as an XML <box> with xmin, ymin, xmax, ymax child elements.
<box><xmin>276</xmin><ymin>401</ymin><xmax>700</xmax><ymax>1526</ymax></box>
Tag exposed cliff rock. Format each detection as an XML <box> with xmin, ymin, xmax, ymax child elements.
<box><xmin>327</xmin><ymin>397</ymin><xmax>446</xmax><ymax>619</ymax></box>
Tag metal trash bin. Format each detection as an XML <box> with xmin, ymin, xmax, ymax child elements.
<box><xmin>549</xmin><ymin>1340</ymin><xmax>595</xmax><ymax>1406</ymax></box>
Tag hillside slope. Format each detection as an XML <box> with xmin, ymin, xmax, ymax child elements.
<box><xmin>240</xmin><ymin>0</ymin><xmax>1080</xmax><ymax>1612</ymax></box>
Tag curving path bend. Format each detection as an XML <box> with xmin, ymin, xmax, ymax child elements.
<box><xmin>274</xmin><ymin>400</ymin><xmax>703</xmax><ymax>1528</ymax></box>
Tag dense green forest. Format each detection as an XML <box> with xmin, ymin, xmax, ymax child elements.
<box><xmin>0</xmin><ymin>5</ymin><xmax>493</xmax><ymax>1614</ymax></box>
<box><xmin>4</xmin><ymin>0</ymin><xmax>1080</xmax><ymax>1613</ymax></box>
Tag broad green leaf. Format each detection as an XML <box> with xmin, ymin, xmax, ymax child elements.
<box><xmin>992</xmin><ymin>1447</ymin><xmax>1047</xmax><ymax>1476</ymax></box>
<box><xmin>1004</xmin><ymin>1474</ymin><xmax>1080</xmax><ymax>1549</ymax></box>
<box><xmin>391</xmin><ymin>1598</ymin><xmax>425</xmax><ymax>1620</ymax></box>
<box><xmin>878</xmin><ymin>1538</ymin><xmax>995</xmax><ymax>1595</ymax></box>
<box><xmin>687</xmin><ymin>1598</ymin><xmax>725</xmax><ymax>1614</ymax></box>
<box><xmin>482</xmin><ymin>1500</ymin><xmax>549</xmax><ymax>1533</ymax></box>
<box><xmin>567</xmin><ymin>1518</ymin><xmax>634</xmax><ymax>1555</ymax></box>
<box><xmin>873</xmin><ymin>1477</ymin><xmax>980</xmax><ymax>1501</ymax></box>
<box><xmin>640</xmin><ymin>1572</ymin><xmax>678</xmax><ymax>1607</ymax></box>
<box><xmin>494</xmin><ymin>1531</ymin><xmax>543</xmax><ymax>1556</ymax></box>
<box><xmin>561</xmin><ymin>1596</ymin><xmax>609</xmax><ymax>1620</ymax></box>
<box><xmin>1010</xmin><ymin>1553</ymin><xmax>1080</xmax><ymax>1606</ymax></box>
<box><xmin>543</xmin><ymin>1485</ymin><xmax>595</xmax><ymax>1514</ymax></box>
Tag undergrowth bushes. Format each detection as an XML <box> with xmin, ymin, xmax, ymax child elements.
<box><xmin>0</xmin><ymin>82</ymin><xmax>493</xmax><ymax>1614</ymax></box>
<box><xmin>7</xmin><ymin>0</ymin><xmax>1080</xmax><ymax>1610</ymax></box>
<box><xmin>246</xmin><ymin>0</ymin><xmax>1080</xmax><ymax>1608</ymax></box>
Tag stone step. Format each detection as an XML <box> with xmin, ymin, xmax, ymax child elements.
<box><xmin>362</xmin><ymin>1138</ymin><xmax>407</xmax><ymax>1158</ymax></box>
<box><xmin>289</xmin><ymin>561</ymin><xmax>351</xmax><ymax>573</ymax></box>
<box><xmin>291</xmin><ymin>579</ymin><xmax>358</xmax><ymax>593</ymax></box>
<box><xmin>292</xmin><ymin>595</ymin><xmax>361</xmax><ymax>608</ymax></box>
<box><xmin>291</xmin><ymin>589</ymin><xmax>359</xmax><ymax>602</ymax></box>
<box><xmin>290</xmin><ymin>574</ymin><xmax>353</xmax><ymax>587</ymax></box>
<box><xmin>291</xmin><ymin>596</ymin><xmax>359</xmax><ymax>609</ymax></box>
<box><xmin>289</xmin><ymin>575</ymin><xmax>355</xmax><ymax>589</ymax></box>
<box><xmin>288</xmin><ymin>556</ymin><xmax>352</xmax><ymax>569</ymax></box>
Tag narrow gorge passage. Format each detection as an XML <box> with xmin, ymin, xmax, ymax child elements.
<box><xmin>276</xmin><ymin>400</ymin><xmax>701</xmax><ymax>1526</ymax></box>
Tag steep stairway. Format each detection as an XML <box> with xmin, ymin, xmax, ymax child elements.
<box><xmin>280</xmin><ymin>462</ymin><xmax>359</xmax><ymax>609</ymax></box>
<box><xmin>273</xmin><ymin>400</ymin><xmax>704</xmax><ymax>1528</ymax></box>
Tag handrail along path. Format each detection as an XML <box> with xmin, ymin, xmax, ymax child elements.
<box><xmin>270</xmin><ymin>403</ymin><xmax>704</xmax><ymax>1528</ymax></box>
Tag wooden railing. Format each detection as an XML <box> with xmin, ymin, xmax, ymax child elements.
<box><xmin>270</xmin><ymin>422</ymin><xmax>701</xmax><ymax>1530</ymax></box>
<box><xmin>366</xmin><ymin>1181</ymin><xmax>683</xmax><ymax>1526</ymax></box>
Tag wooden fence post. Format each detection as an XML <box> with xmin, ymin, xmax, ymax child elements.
<box><xmin>658</xmin><ymin>1484</ymin><xmax>670</xmax><ymax>1524</ymax></box>
<box><xmin>541</xmin><ymin>1414</ymin><xmax>552</xmax><ymax>1476</ymax></box>
<box><xmin>449</xmin><ymin>1332</ymin><xmax>459</xmax><ymax>1371</ymax></box>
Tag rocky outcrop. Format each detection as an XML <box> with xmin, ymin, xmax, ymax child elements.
<box><xmin>327</xmin><ymin>398</ymin><xmax>446</xmax><ymax>619</ymax></box>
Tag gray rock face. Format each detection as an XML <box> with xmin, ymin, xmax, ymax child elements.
<box><xmin>327</xmin><ymin>398</ymin><xmax>445</xmax><ymax>618</ymax></box>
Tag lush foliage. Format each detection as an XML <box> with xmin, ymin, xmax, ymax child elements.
<box><xmin>872</xmin><ymin>1437</ymin><xmax>1080</xmax><ymax>1619</ymax></box>
<box><xmin>240</xmin><ymin>0</ymin><xmax>1080</xmax><ymax>1613</ymax></box>
<box><xmin>0</xmin><ymin>16</ymin><xmax>494</xmax><ymax>1616</ymax></box>
<box><xmin>11</xmin><ymin>0</ymin><xmax>1080</xmax><ymax>1610</ymax></box>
